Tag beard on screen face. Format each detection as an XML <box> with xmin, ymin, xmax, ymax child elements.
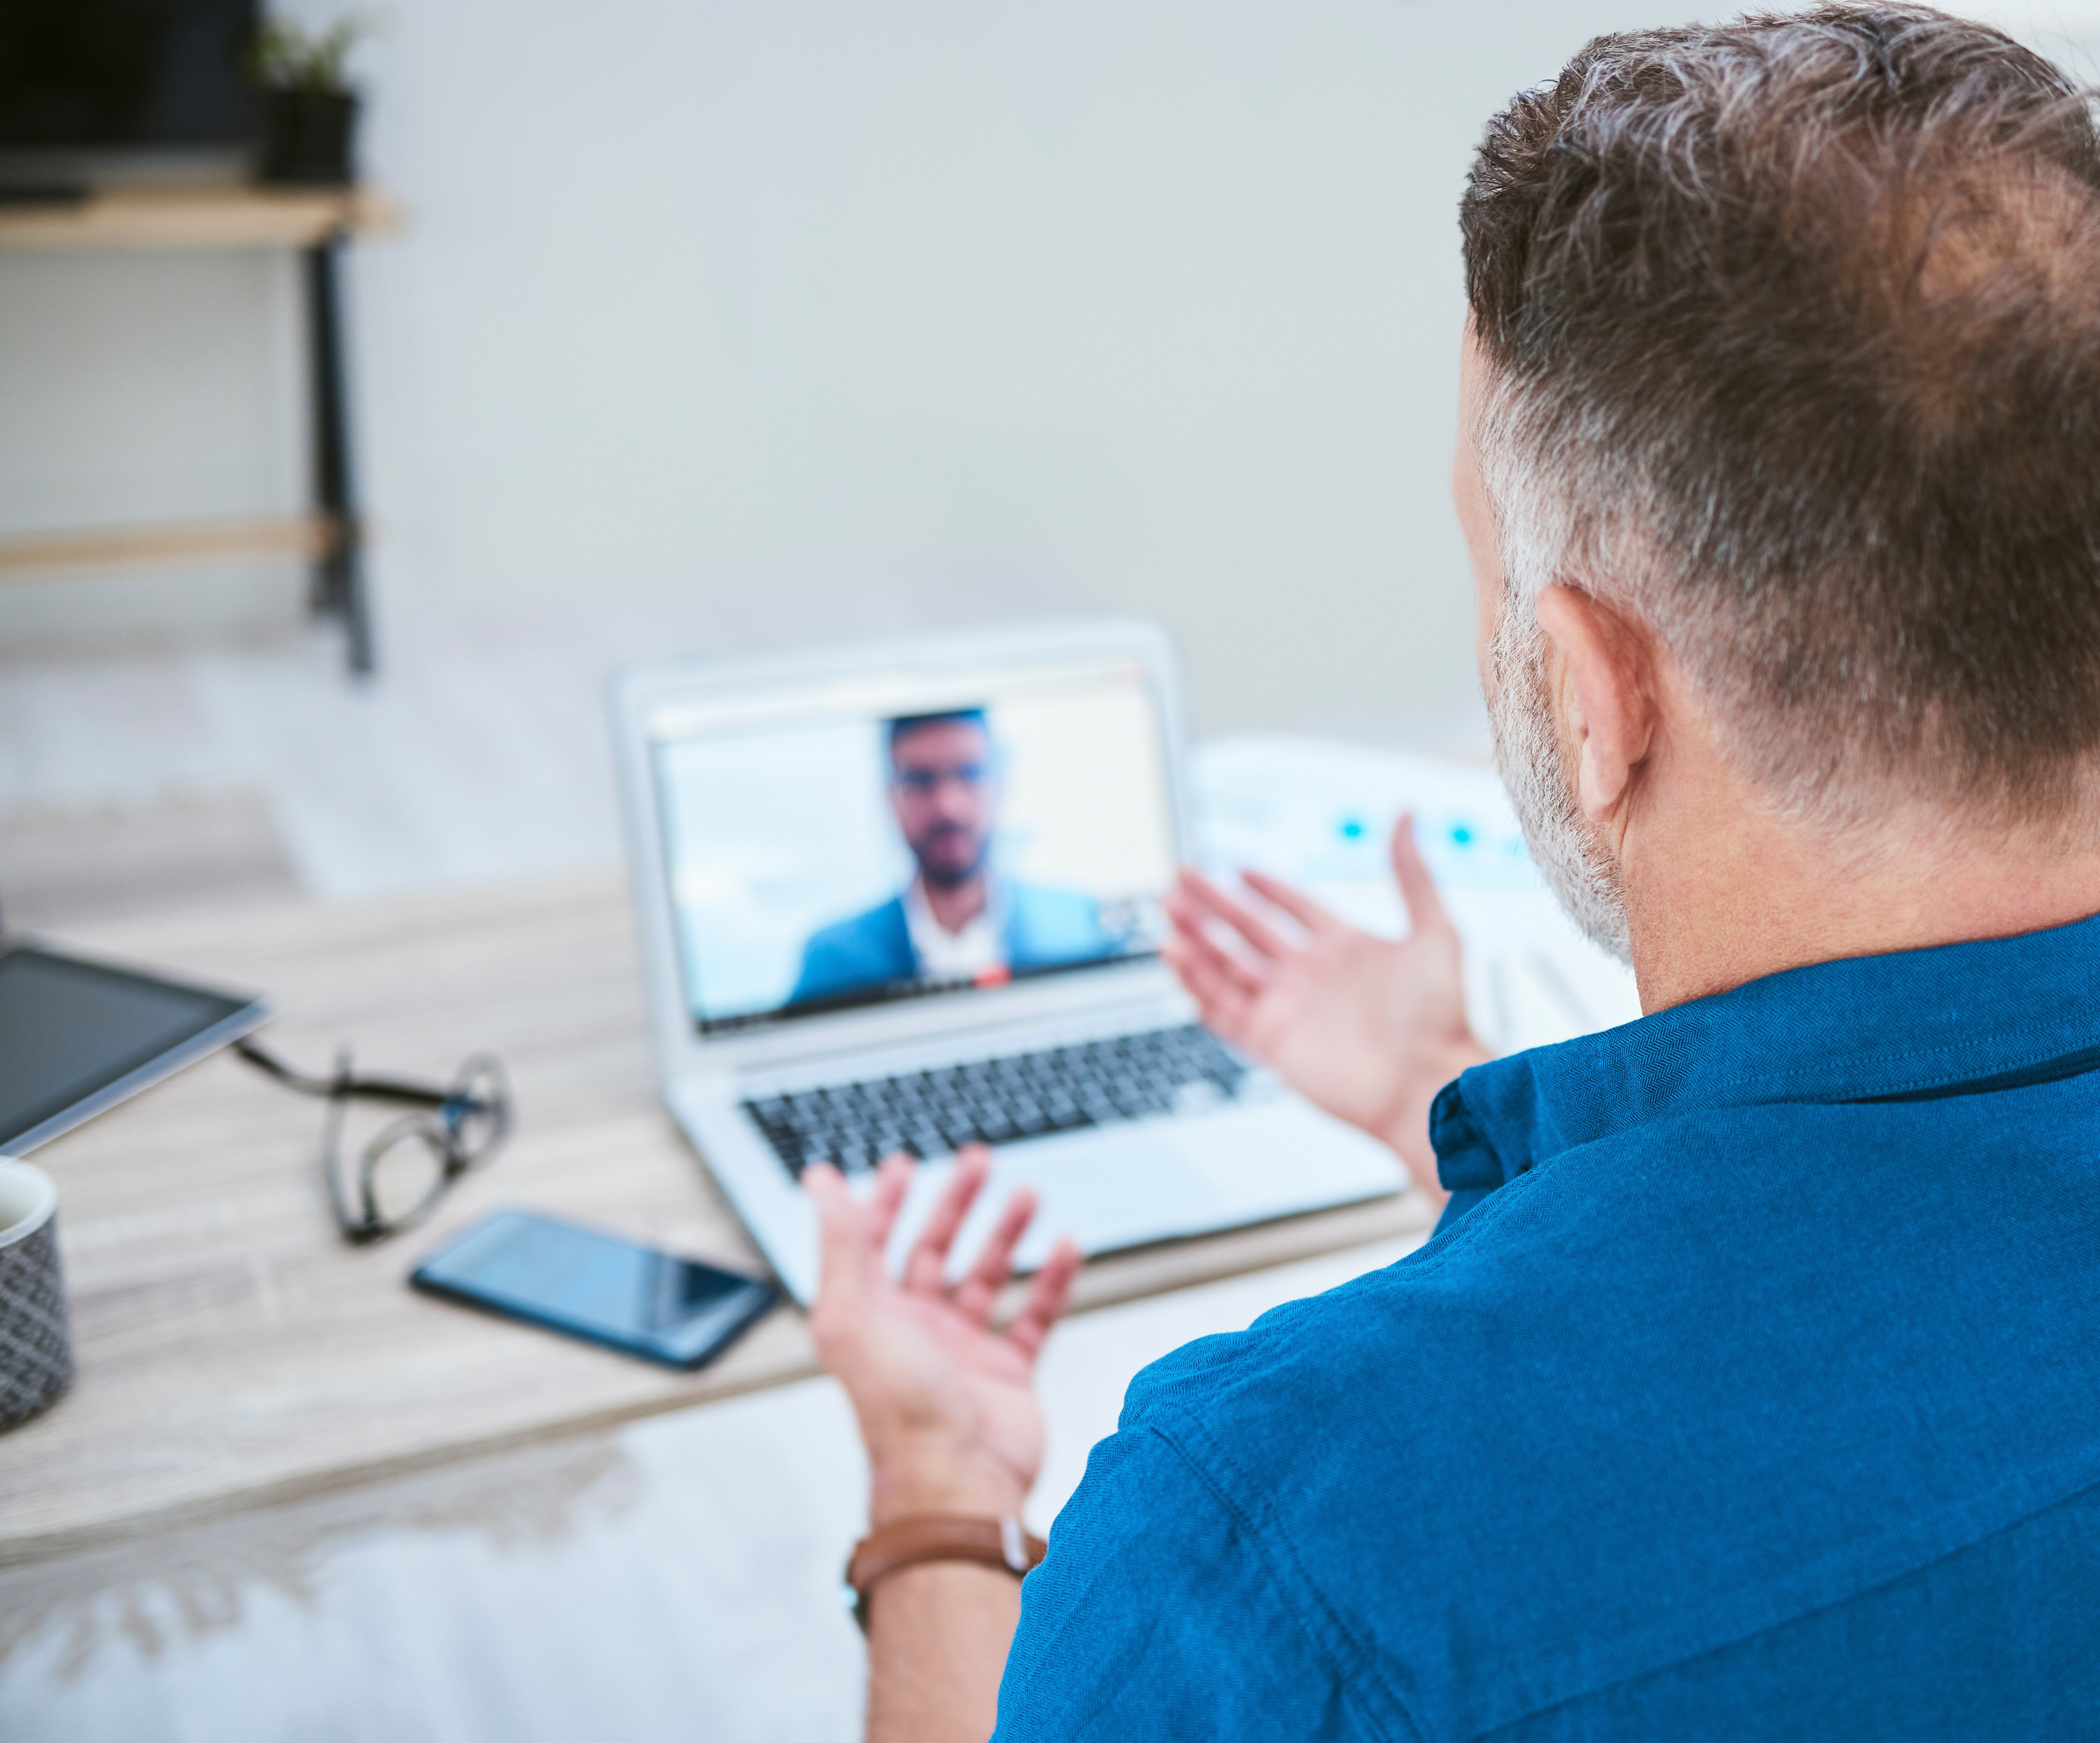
<box><xmin>1486</xmin><ymin>602</ymin><xmax>1633</xmax><ymax>964</ymax></box>
<box><xmin>911</xmin><ymin>822</ymin><xmax>991</xmax><ymax>892</ymax></box>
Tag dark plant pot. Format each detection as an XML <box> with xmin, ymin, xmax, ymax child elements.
<box><xmin>260</xmin><ymin>89</ymin><xmax>360</xmax><ymax>187</ymax></box>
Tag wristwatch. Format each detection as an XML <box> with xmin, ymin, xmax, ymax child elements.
<box><xmin>844</xmin><ymin>1514</ymin><xmax>1048</xmax><ymax>1633</ymax></box>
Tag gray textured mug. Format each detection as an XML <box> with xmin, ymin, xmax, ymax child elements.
<box><xmin>0</xmin><ymin>1159</ymin><xmax>72</xmax><ymax>1430</ymax></box>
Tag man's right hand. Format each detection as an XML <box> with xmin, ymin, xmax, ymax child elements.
<box><xmin>1162</xmin><ymin>813</ymin><xmax>1490</xmax><ymax>1198</ymax></box>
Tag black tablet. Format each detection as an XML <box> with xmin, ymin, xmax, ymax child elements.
<box><xmin>0</xmin><ymin>941</ymin><xmax>268</xmax><ymax>1156</ymax></box>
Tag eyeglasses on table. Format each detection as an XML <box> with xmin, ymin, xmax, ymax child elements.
<box><xmin>235</xmin><ymin>1037</ymin><xmax>512</xmax><ymax>1244</ymax></box>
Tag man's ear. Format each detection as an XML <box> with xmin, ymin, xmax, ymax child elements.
<box><xmin>1532</xmin><ymin>585</ymin><xmax>1655</xmax><ymax>823</ymax></box>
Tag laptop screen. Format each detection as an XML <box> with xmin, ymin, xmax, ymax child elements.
<box><xmin>647</xmin><ymin>656</ymin><xmax>1176</xmax><ymax>1036</ymax></box>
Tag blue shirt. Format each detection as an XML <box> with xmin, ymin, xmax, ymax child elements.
<box><xmin>996</xmin><ymin>915</ymin><xmax>2100</xmax><ymax>1739</ymax></box>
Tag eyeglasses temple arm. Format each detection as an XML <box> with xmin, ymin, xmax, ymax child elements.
<box><xmin>234</xmin><ymin>1038</ymin><xmax>334</xmax><ymax>1094</ymax></box>
<box><xmin>353</xmin><ymin>1075</ymin><xmax>456</xmax><ymax>1109</ymax></box>
<box><xmin>235</xmin><ymin>1039</ymin><xmax>453</xmax><ymax>1108</ymax></box>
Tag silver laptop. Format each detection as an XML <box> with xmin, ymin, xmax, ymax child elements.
<box><xmin>610</xmin><ymin>618</ymin><xmax>1406</xmax><ymax>1304</ymax></box>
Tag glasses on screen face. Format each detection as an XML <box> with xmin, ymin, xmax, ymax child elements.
<box><xmin>892</xmin><ymin>762</ymin><xmax>991</xmax><ymax>795</ymax></box>
<box><xmin>235</xmin><ymin>1039</ymin><xmax>513</xmax><ymax>1244</ymax></box>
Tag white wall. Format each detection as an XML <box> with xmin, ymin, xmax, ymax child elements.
<box><xmin>2</xmin><ymin>1</ymin><xmax>2094</xmax><ymax>734</ymax></box>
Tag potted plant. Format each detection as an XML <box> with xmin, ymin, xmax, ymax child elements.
<box><xmin>248</xmin><ymin>12</ymin><xmax>373</xmax><ymax>187</ymax></box>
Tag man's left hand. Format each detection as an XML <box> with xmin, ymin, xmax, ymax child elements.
<box><xmin>807</xmin><ymin>1147</ymin><xmax>1082</xmax><ymax>1527</ymax></box>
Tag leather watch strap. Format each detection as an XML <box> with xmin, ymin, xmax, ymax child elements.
<box><xmin>845</xmin><ymin>1514</ymin><xmax>1048</xmax><ymax>1632</ymax></box>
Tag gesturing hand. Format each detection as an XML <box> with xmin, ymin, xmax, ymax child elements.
<box><xmin>1162</xmin><ymin>813</ymin><xmax>1490</xmax><ymax>1194</ymax></box>
<box><xmin>806</xmin><ymin>1147</ymin><xmax>1082</xmax><ymax>1527</ymax></box>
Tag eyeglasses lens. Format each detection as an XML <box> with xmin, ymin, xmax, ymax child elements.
<box><xmin>443</xmin><ymin>1056</ymin><xmax>511</xmax><ymax>1161</ymax></box>
<box><xmin>361</xmin><ymin>1118</ymin><xmax>454</xmax><ymax>1232</ymax></box>
<box><xmin>896</xmin><ymin>763</ymin><xmax>988</xmax><ymax>794</ymax></box>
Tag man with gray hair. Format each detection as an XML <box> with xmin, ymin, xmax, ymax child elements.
<box><xmin>804</xmin><ymin>8</ymin><xmax>2100</xmax><ymax>1737</ymax></box>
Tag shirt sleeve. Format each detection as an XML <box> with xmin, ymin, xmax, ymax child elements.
<box><xmin>993</xmin><ymin>1424</ymin><xmax>1364</xmax><ymax>1742</ymax></box>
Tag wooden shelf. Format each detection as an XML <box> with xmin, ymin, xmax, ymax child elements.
<box><xmin>0</xmin><ymin>515</ymin><xmax>340</xmax><ymax>579</ymax></box>
<box><xmin>0</xmin><ymin>185</ymin><xmax>398</xmax><ymax>253</ymax></box>
<box><xmin>0</xmin><ymin>183</ymin><xmax>388</xmax><ymax>667</ymax></box>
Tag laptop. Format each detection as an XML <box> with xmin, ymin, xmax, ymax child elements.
<box><xmin>609</xmin><ymin>618</ymin><xmax>1407</xmax><ymax>1304</ymax></box>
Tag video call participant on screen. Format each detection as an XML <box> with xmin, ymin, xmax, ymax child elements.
<box><xmin>788</xmin><ymin>710</ymin><xmax>1108</xmax><ymax>1007</ymax></box>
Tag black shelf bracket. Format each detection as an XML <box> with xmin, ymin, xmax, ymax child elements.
<box><xmin>304</xmin><ymin>233</ymin><xmax>373</xmax><ymax>675</ymax></box>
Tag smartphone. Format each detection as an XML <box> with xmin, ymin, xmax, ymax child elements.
<box><xmin>411</xmin><ymin>1209</ymin><xmax>780</xmax><ymax>1370</ymax></box>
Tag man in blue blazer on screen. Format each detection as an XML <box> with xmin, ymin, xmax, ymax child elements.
<box><xmin>790</xmin><ymin>709</ymin><xmax>1108</xmax><ymax>1007</ymax></box>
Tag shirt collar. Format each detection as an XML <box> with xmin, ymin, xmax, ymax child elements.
<box><xmin>1433</xmin><ymin>909</ymin><xmax>2100</xmax><ymax>1205</ymax></box>
<box><xmin>902</xmin><ymin>873</ymin><xmax>1006</xmax><ymax>972</ymax></box>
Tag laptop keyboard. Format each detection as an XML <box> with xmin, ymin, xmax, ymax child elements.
<box><xmin>741</xmin><ymin>1022</ymin><xmax>1253</xmax><ymax>1179</ymax></box>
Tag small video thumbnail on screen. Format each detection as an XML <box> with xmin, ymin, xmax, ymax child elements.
<box><xmin>654</xmin><ymin>673</ymin><xmax>1175</xmax><ymax>1032</ymax></box>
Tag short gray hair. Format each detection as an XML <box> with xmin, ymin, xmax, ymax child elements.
<box><xmin>1461</xmin><ymin>5</ymin><xmax>2100</xmax><ymax>832</ymax></box>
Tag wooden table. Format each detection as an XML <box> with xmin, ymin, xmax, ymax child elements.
<box><xmin>0</xmin><ymin>872</ymin><xmax>1431</xmax><ymax>1570</ymax></box>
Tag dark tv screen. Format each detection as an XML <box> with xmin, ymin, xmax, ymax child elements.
<box><xmin>0</xmin><ymin>0</ymin><xmax>261</xmax><ymax>150</ymax></box>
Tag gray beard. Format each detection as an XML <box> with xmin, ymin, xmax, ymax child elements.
<box><xmin>1486</xmin><ymin>605</ymin><xmax>1633</xmax><ymax>965</ymax></box>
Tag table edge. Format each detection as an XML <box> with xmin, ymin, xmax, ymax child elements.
<box><xmin>0</xmin><ymin>1191</ymin><xmax>1434</xmax><ymax>1569</ymax></box>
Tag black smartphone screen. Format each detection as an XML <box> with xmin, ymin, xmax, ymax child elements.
<box><xmin>411</xmin><ymin>1210</ymin><xmax>779</xmax><ymax>1370</ymax></box>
